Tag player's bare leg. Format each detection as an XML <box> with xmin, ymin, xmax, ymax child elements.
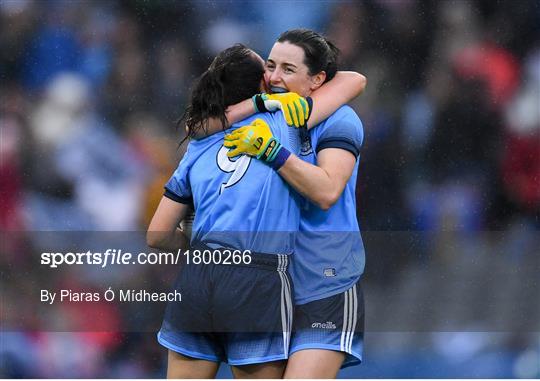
<box><xmin>283</xmin><ymin>349</ymin><xmax>345</xmax><ymax>379</ymax></box>
<box><xmin>230</xmin><ymin>360</ymin><xmax>286</xmax><ymax>379</ymax></box>
<box><xmin>167</xmin><ymin>350</ymin><xmax>219</xmax><ymax>379</ymax></box>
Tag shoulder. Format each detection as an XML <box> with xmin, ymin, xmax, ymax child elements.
<box><xmin>175</xmin><ymin>135</ymin><xmax>217</xmax><ymax>171</ymax></box>
<box><xmin>326</xmin><ymin>105</ymin><xmax>362</xmax><ymax>126</ymax></box>
<box><xmin>313</xmin><ymin>106</ymin><xmax>364</xmax><ymax>156</ymax></box>
<box><xmin>315</xmin><ymin>105</ymin><xmax>363</xmax><ymax>139</ymax></box>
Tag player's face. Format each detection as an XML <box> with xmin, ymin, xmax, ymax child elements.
<box><xmin>265</xmin><ymin>42</ymin><xmax>323</xmax><ymax>97</ymax></box>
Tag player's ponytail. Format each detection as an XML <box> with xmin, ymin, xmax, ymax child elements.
<box><xmin>180</xmin><ymin>44</ymin><xmax>265</xmax><ymax>142</ymax></box>
<box><xmin>182</xmin><ymin>67</ymin><xmax>227</xmax><ymax>140</ymax></box>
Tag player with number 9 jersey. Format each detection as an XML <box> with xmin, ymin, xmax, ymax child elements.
<box><xmin>164</xmin><ymin>110</ymin><xmax>302</xmax><ymax>254</ymax></box>
<box><xmin>159</xmin><ymin>110</ymin><xmax>300</xmax><ymax>368</ymax></box>
<box><xmin>155</xmin><ymin>44</ymin><xmax>301</xmax><ymax>373</ymax></box>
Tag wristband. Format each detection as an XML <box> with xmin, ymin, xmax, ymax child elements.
<box><xmin>252</xmin><ymin>94</ymin><xmax>269</xmax><ymax>113</ymax></box>
<box><xmin>270</xmin><ymin>147</ymin><xmax>291</xmax><ymax>171</ymax></box>
<box><xmin>260</xmin><ymin>139</ymin><xmax>281</xmax><ymax>162</ymax></box>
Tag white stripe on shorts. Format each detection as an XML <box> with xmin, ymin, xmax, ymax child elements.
<box><xmin>349</xmin><ymin>284</ymin><xmax>358</xmax><ymax>352</ymax></box>
<box><xmin>340</xmin><ymin>288</ymin><xmax>349</xmax><ymax>352</ymax></box>
<box><xmin>340</xmin><ymin>285</ymin><xmax>357</xmax><ymax>353</ymax></box>
<box><xmin>277</xmin><ymin>255</ymin><xmax>292</xmax><ymax>355</ymax></box>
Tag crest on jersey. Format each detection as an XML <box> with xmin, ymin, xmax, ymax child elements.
<box><xmin>299</xmin><ymin>127</ymin><xmax>313</xmax><ymax>156</ymax></box>
<box><xmin>324</xmin><ymin>268</ymin><xmax>336</xmax><ymax>277</ymax></box>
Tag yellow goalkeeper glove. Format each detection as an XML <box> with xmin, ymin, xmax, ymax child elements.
<box><xmin>224</xmin><ymin>119</ymin><xmax>281</xmax><ymax>161</ymax></box>
<box><xmin>252</xmin><ymin>92</ymin><xmax>312</xmax><ymax>128</ymax></box>
<box><xmin>224</xmin><ymin>119</ymin><xmax>291</xmax><ymax>169</ymax></box>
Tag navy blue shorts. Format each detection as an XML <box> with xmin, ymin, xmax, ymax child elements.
<box><xmin>290</xmin><ymin>280</ymin><xmax>364</xmax><ymax>368</ymax></box>
<box><xmin>158</xmin><ymin>247</ymin><xmax>293</xmax><ymax>366</ymax></box>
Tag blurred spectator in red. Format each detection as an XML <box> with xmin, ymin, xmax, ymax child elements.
<box><xmin>500</xmin><ymin>48</ymin><xmax>540</xmax><ymax>217</ymax></box>
<box><xmin>453</xmin><ymin>43</ymin><xmax>520</xmax><ymax>109</ymax></box>
<box><xmin>0</xmin><ymin>114</ymin><xmax>26</xmax><ymax>231</ymax></box>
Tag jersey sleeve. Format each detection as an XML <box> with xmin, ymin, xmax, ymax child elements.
<box><xmin>163</xmin><ymin>149</ymin><xmax>193</xmax><ymax>204</ymax></box>
<box><xmin>314</xmin><ymin>106</ymin><xmax>364</xmax><ymax>158</ymax></box>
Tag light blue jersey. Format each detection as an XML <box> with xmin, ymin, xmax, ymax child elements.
<box><xmin>165</xmin><ymin>112</ymin><xmax>301</xmax><ymax>255</ymax></box>
<box><xmin>291</xmin><ymin>106</ymin><xmax>365</xmax><ymax>304</ymax></box>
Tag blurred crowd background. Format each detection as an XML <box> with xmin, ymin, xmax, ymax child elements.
<box><xmin>1</xmin><ymin>0</ymin><xmax>539</xmax><ymax>378</ymax></box>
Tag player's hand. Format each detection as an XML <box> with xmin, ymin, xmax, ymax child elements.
<box><xmin>179</xmin><ymin>208</ymin><xmax>195</xmax><ymax>241</ymax></box>
<box><xmin>223</xmin><ymin>119</ymin><xmax>283</xmax><ymax>162</ymax></box>
<box><xmin>252</xmin><ymin>93</ymin><xmax>312</xmax><ymax>128</ymax></box>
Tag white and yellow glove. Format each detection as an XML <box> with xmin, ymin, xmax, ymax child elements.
<box><xmin>252</xmin><ymin>92</ymin><xmax>312</xmax><ymax>128</ymax></box>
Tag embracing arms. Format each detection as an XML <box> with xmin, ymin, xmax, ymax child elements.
<box><xmin>307</xmin><ymin>71</ymin><xmax>366</xmax><ymax>129</ymax></box>
<box><xmin>223</xmin><ymin>116</ymin><xmax>361</xmax><ymax>211</ymax></box>
<box><xmin>191</xmin><ymin>71</ymin><xmax>366</xmax><ymax>137</ymax></box>
<box><xmin>276</xmin><ymin>149</ymin><xmax>357</xmax><ymax>210</ymax></box>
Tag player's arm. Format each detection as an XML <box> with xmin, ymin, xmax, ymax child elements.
<box><xmin>147</xmin><ymin>196</ymin><xmax>190</xmax><ymax>251</ymax></box>
<box><xmin>192</xmin><ymin>71</ymin><xmax>366</xmax><ymax>138</ymax></box>
<box><xmin>190</xmin><ymin>99</ymin><xmax>255</xmax><ymax>139</ymax></box>
<box><xmin>190</xmin><ymin>94</ymin><xmax>309</xmax><ymax>138</ymax></box>
<box><xmin>276</xmin><ymin>149</ymin><xmax>355</xmax><ymax>210</ymax></box>
<box><xmin>307</xmin><ymin>71</ymin><xmax>366</xmax><ymax>129</ymax></box>
<box><xmin>224</xmin><ymin>118</ymin><xmax>361</xmax><ymax>210</ymax></box>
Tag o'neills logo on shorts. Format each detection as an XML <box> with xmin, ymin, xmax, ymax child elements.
<box><xmin>311</xmin><ymin>321</ymin><xmax>337</xmax><ymax>329</ymax></box>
